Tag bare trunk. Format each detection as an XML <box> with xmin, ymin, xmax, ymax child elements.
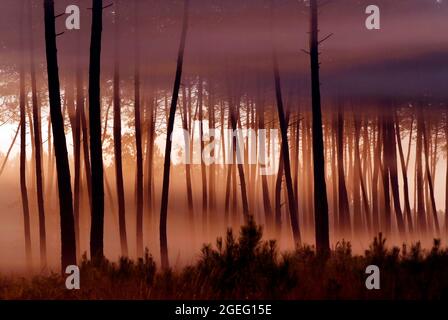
<box><xmin>309</xmin><ymin>0</ymin><xmax>329</xmax><ymax>254</ymax></box>
<box><xmin>44</xmin><ymin>0</ymin><xmax>77</xmax><ymax>270</ymax></box>
<box><xmin>134</xmin><ymin>0</ymin><xmax>144</xmax><ymax>258</ymax></box>
<box><xmin>19</xmin><ymin>2</ymin><xmax>32</xmax><ymax>269</ymax></box>
<box><xmin>89</xmin><ymin>0</ymin><xmax>105</xmax><ymax>260</ymax></box>
<box><xmin>159</xmin><ymin>0</ymin><xmax>189</xmax><ymax>270</ymax></box>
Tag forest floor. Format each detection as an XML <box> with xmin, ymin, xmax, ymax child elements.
<box><xmin>1</xmin><ymin>218</ymin><xmax>448</xmax><ymax>300</ymax></box>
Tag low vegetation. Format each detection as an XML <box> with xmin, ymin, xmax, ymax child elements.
<box><xmin>1</xmin><ymin>217</ymin><xmax>448</xmax><ymax>299</ymax></box>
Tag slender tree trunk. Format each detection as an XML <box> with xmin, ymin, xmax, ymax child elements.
<box><xmin>309</xmin><ymin>0</ymin><xmax>329</xmax><ymax>254</ymax></box>
<box><xmin>354</xmin><ymin>116</ymin><xmax>371</xmax><ymax>234</ymax></box>
<box><xmin>208</xmin><ymin>85</ymin><xmax>216</xmax><ymax>227</ymax></box>
<box><xmin>380</xmin><ymin>118</ymin><xmax>392</xmax><ymax>235</ymax></box>
<box><xmin>29</xmin><ymin>2</ymin><xmax>47</xmax><ymax>268</ymax></box>
<box><xmin>74</xmin><ymin>34</ymin><xmax>84</xmax><ymax>259</ymax></box>
<box><xmin>395</xmin><ymin>113</ymin><xmax>413</xmax><ymax>233</ymax></box>
<box><xmin>336</xmin><ymin>106</ymin><xmax>351</xmax><ymax>237</ymax></box>
<box><xmin>89</xmin><ymin>0</ymin><xmax>105</xmax><ymax>260</ymax></box>
<box><xmin>258</xmin><ymin>103</ymin><xmax>273</xmax><ymax>231</ymax></box>
<box><xmin>271</xmin><ymin>5</ymin><xmax>300</xmax><ymax>243</ymax></box>
<box><xmin>19</xmin><ymin>1</ymin><xmax>32</xmax><ymax>270</ymax></box>
<box><xmin>422</xmin><ymin>114</ymin><xmax>440</xmax><ymax>236</ymax></box>
<box><xmin>181</xmin><ymin>85</ymin><xmax>194</xmax><ymax>230</ymax></box>
<box><xmin>416</xmin><ymin>107</ymin><xmax>427</xmax><ymax>234</ymax></box>
<box><xmin>134</xmin><ymin>0</ymin><xmax>144</xmax><ymax>257</ymax></box>
<box><xmin>384</xmin><ymin>112</ymin><xmax>405</xmax><ymax>237</ymax></box>
<box><xmin>43</xmin><ymin>0</ymin><xmax>77</xmax><ymax>270</ymax></box>
<box><xmin>198</xmin><ymin>77</ymin><xmax>208</xmax><ymax>233</ymax></box>
<box><xmin>159</xmin><ymin>0</ymin><xmax>189</xmax><ymax>270</ymax></box>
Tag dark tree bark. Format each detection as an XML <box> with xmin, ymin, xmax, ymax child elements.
<box><xmin>336</xmin><ymin>106</ymin><xmax>351</xmax><ymax>237</ymax></box>
<box><xmin>354</xmin><ymin>115</ymin><xmax>371</xmax><ymax>234</ymax></box>
<box><xmin>134</xmin><ymin>0</ymin><xmax>144</xmax><ymax>257</ymax></box>
<box><xmin>159</xmin><ymin>0</ymin><xmax>190</xmax><ymax>270</ymax></box>
<box><xmin>258</xmin><ymin>101</ymin><xmax>273</xmax><ymax>231</ymax></box>
<box><xmin>386</xmin><ymin>113</ymin><xmax>405</xmax><ymax>237</ymax></box>
<box><xmin>74</xmin><ymin>34</ymin><xmax>84</xmax><ymax>259</ymax></box>
<box><xmin>271</xmin><ymin>2</ymin><xmax>300</xmax><ymax>244</ymax></box>
<box><xmin>380</xmin><ymin>118</ymin><xmax>392</xmax><ymax>235</ymax></box>
<box><xmin>89</xmin><ymin>0</ymin><xmax>105</xmax><ymax>260</ymax></box>
<box><xmin>395</xmin><ymin>113</ymin><xmax>413</xmax><ymax>233</ymax></box>
<box><xmin>309</xmin><ymin>0</ymin><xmax>330</xmax><ymax>254</ymax></box>
<box><xmin>181</xmin><ymin>84</ymin><xmax>194</xmax><ymax>230</ymax></box>
<box><xmin>198</xmin><ymin>77</ymin><xmax>208</xmax><ymax>233</ymax></box>
<box><xmin>43</xmin><ymin>0</ymin><xmax>77</xmax><ymax>270</ymax></box>
<box><xmin>416</xmin><ymin>107</ymin><xmax>427</xmax><ymax>233</ymax></box>
<box><xmin>19</xmin><ymin>1</ymin><xmax>32</xmax><ymax>270</ymax></box>
<box><xmin>422</xmin><ymin>114</ymin><xmax>440</xmax><ymax>236</ymax></box>
<box><xmin>113</xmin><ymin>0</ymin><xmax>128</xmax><ymax>257</ymax></box>
<box><xmin>29</xmin><ymin>3</ymin><xmax>47</xmax><ymax>268</ymax></box>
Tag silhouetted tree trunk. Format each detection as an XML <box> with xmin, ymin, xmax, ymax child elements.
<box><xmin>309</xmin><ymin>0</ymin><xmax>329</xmax><ymax>254</ymax></box>
<box><xmin>19</xmin><ymin>1</ymin><xmax>32</xmax><ymax>270</ymax></box>
<box><xmin>229</xmin><ymin>96</ymin><xmax>250</xmax><ymax>223</ymax></box>
<box><xmin>422</xmin><ymin>113</ymin><xmax>440</xmax><ymax>236</ymax></box>
<box><xmin>354</xmin><ymin>115</ymin><xmax>371</xmax><ymax>234</ymax></box>
<box><xmin>271</xmin><ymin>2</ymin><xmax>300</xmax><ymax>244</ymax></box>
<box><xmin>416</xmin><ymin>107</ymin><xmax>427</xmax><ymax>234</ymax></box>
<box><xmin>380</xmin><ymin>118</ymin><xmax>392</xmax><ymax>235</ymax></box>
<box><xmin>145</xmin><ymin>96</ymin><xmax>156</xmax><ymax>225</ymax></box>
<box><xmin>208</xmin><ymin>84</ymin><xmax>216</xmax><ymax>226</ymax></box>
<box><xmin>73</xmin><ymin>34</ymin><xmax>84</xmax><ymax>259</ymax></box>
<box><xmin>29</xmin><ymin>2</ymin><xmax>47</xmax><ymax>268</ymax></box>
<box><xmin>159</xmin><ymin>0</ymin><xmax>190</xmax><ymax>270</ymax></box>
<box><xmin>198</xmin><ymin>77</ymin><xmax>208</xmax><ymax>233</ymax></box>
<box><xmin>258</xmin><ymin>101</ymin><xmax>273</xmax><ymax>231</ymax></box>
<box><xmin>43</xmin><ymin>0</ymin><xmax>77</xmax><ymax>270</ymax></box>
<box><xmin>89</xmin><ymin>0</ymin><xmax>105</xmax><ymax>260</ymax></box>
<box><xmin>181</xmin><ymin>84</ymin><xmax>194</xmax><ymax>230</ymax></box>
<box><xmin>336</xmin><ymin>106</ymin><xmax>351</xmax><ymax>237</ymax></box>
<box><xmin>395</xmin><ymin>113</ymin><xmax>413</xmax><ymax>233</ymax></box>
<box><xmin>134</xmin><ymin>0</ymin><xmax>144</xmax><ymax>257</ymax></box>
<box><xmin>384</xmin><ymin>112</ymin><xmax>405</xmax><ymax>237</ymax></box>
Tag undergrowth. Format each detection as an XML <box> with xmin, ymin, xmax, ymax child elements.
<box><xmin>1</xmin><ymin>217</ymin><xmax>448</xmax><ymax>299</ymax></box>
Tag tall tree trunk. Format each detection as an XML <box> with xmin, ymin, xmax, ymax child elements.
<box><xmin>74</xmin><ymin>34</ymin><xmax>84</xmax><ymax>259</ymax></box>
<box><xmin>229</xmin><ymin>102</ymin><xmax>250</xmax><ymax>222</ymax></box>
<box><xmin>384</xmin><ymin>112</ymin><xmax>405</xmax><ymax>237</ymax></box>
<box><xmin>336</xmin><ymin>106</ymin><xmax>351</xmax><ymax>237</ymax></box>
<box><xmin>89</xmin><ymin>0</ymin><xmax>105</xmax><ymax>260</ymax></box>
<box><xmin>309</xmin><ymin>0</ymin><xmax>330</xmax><ymax>254</ymax></box>
<box><xmin>354</xmin><ymin>116</ymin><xmax>371</xmax><ymax>234</ymax></box>
<box><xmin>43</xmin><ymin>0</ymin><xmax>77</xmax><ymax>270</ymax></box>
<box><xmin>29</xmin><ymin>2</ymin><xmax>47</xmax><ymax>268</ymax></box>
<box><xmin>208</xmin><ymin>85</ymin><xmax>216</xmax><ymax>227</ymax></box>
<box><xmin>395</xmin><ymin>113</ymin><xmax>413</xmax><ymax>233</ymax></box>
<box><xmin>258</xmin><ymin>102</ymin><xmax>273</xmax><ymax>232</ymax></box>
<box><xmin>416</xmin><ymin>107</ymin><xmax>427</xmax><ymax>234</ymax></box>
<box><xmin>198</xmin><ymin>77</ymin><xmax>208</xmax><ymax>233</ymax></box>
<box><xmin>181</xmin><ymin>85</ymin><xmax>194</xmax><ymax>230</ymax></box>
<box><xmin>19</xmin><ymin>1</ymin><xmax>32</xmax><ymax>270</ymax></box>
<box><xmin>380</xmin><ymin>118</ymin><xmax>392</xmax><ymax>235</ymax></box>
<box><xmin>159</xmin><ymin>0</ymin><xmax>189</xmax><ymax>270</ymax></box>
<box><xmin>271</xmin><ymin>3</ymin><xmax>300</xmax><ymax>244</ymax></box>
<box><xmin>113</xmin><ymin>0</ymin><xmax>128</xmax><ymax>257</ymax></box>
<box><xmin>422</xmin><ymin>114</ymin><xmax>440</xmax><ymax>236</ymax></box>
<box><xmin>134</xmin><ymin>0</ymin><xmax>144</xmax><ymax>257</ymax></box>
